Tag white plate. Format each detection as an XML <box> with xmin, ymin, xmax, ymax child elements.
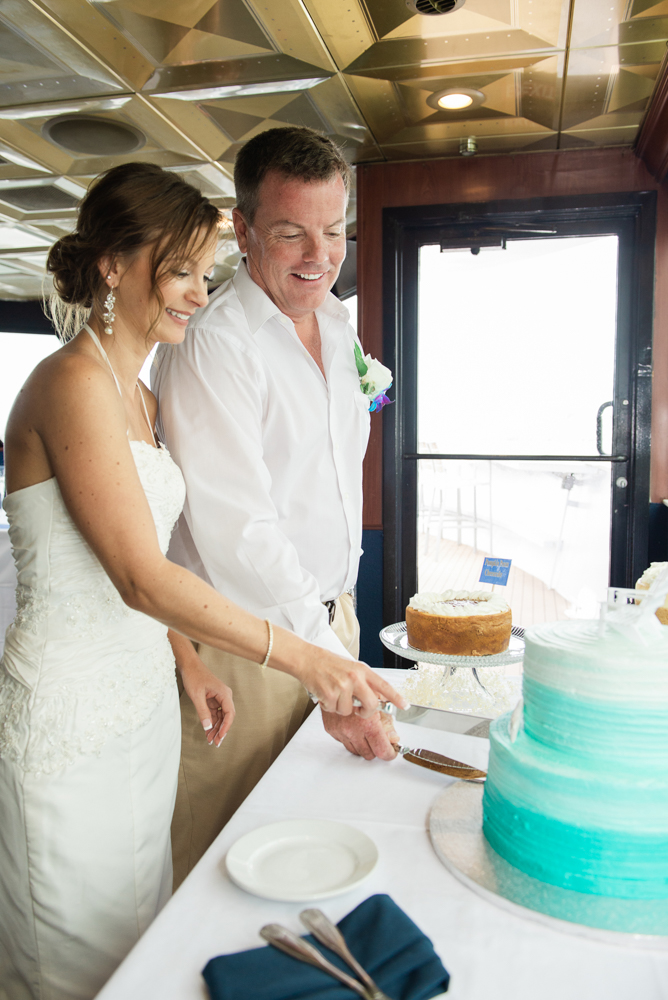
<box><xmin>225</xmin><ymin>819</ymin><xmax>379</xmax><ymax>902</ymax></box>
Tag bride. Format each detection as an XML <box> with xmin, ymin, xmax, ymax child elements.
<box><xmin>0</xmin><ymin>162</ymin><xmax>404</xmax><ymax>1000</ymax></box>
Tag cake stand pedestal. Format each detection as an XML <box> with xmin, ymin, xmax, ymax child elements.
<box><xmin>429</xmin><ymin>782</ymin><xmax>668</xmax><ymax>945</ymax></box>
<box><xmin>380</xmin><ymin>622</ymin><xmax>524</xmax><ymax>716</ymax></box>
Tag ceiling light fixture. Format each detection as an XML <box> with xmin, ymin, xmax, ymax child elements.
<box><xmin>439</xmin><ymin>93</ymin><xmax>473</xmax><ymax>109</ymax></box>
<box><xmin>428</xmin><ymin>87</ymin><xmax>485</xmax><ymax>112</ymax></box>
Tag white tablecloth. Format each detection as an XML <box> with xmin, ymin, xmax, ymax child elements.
<box><xmin>0</xmin><ymin>527</ymin><xmax>16</xmax><ymax>656</ymax></box>
<box><xmin>97</xmin><ymin>671</ymin><xmax>668</xmax><ymax>1000</ymax></box>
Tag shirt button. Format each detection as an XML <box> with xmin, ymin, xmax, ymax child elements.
<box><xmin>344</xmin><ymin>492</ymin><xmax>350</xmax><ymax>500</ymax></box>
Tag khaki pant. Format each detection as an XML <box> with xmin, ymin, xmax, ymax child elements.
<box><xmin>171</xmin><ymin>593</ymin><xmax>359</xmax><ymax>888</ymax></box>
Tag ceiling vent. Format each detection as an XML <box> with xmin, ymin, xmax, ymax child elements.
<box><xmin>405</xmin><ymin>0</ymin><xmax>465</xmax><ymax>14</ymax></box>
<box><xmin>0</xmin><ymin>186</ymin><xmax>79</xmax><ymax>212</ymax></box>
<box><xmin>42</xmin><ymin>116</ymin><xmax>146</xmax><ymax>156</ymax></box>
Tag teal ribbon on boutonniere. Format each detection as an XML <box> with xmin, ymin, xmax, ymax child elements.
<box><xmin>354</xmin><ymin>343</ymin><xmax>393</xmax><ymax>413</ymax></box>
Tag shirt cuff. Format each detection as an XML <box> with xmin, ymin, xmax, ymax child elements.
<box><xmin>310</xmin><ymin>625</ymin><xmax>355</xmax><ymax>660</ymax></box>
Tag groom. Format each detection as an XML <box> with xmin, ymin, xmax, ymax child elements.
<box><xmin>154</xmin><ymin>126</ymin><xmax>397</xmax><ymax>886</ymax></box>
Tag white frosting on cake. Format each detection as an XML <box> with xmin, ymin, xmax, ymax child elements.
<box><xmin>408</xmin><ymin>590</ymin><xmax>509</xmax><ymax>617</ymax></box>
<box><xmin>636</xmin><ymin>562</ymin><xmax>668</xmax><ymax>588</ymax></box>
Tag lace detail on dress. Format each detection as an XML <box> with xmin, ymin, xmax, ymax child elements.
<box><xmin>0</xmin><ymin>670</ymin><xmax>28</xmax><ymax>762</ymax></box>
<box><xmin>8</xmin><ymin>585</ymin><xmax>51</xmax><ymax>636</ymax></box>
<box><xmin>63</xmin><ymin>582</ymin><xmax>135</xmax><ymax>638</ymax></box>
<box><xmin>0</xmin><ymin>636</ymin><xmax>177</xmax><ymax>775</ymax></box>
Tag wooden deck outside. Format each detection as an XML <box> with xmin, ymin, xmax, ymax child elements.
<box><xmin>418</xmin><ymin>535</ymin><xmax>570</xmax><ymax>628</ymax></box>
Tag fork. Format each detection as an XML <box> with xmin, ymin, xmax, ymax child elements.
<box><xmin>299</xmin><ymin>908</ymin><xmax>393</xmax><ymax>1000</ymax></box>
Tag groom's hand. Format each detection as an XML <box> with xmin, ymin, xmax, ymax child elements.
<box><xmin>320</xmin><ymin>708</ymin><xmax>399</xmax><ymax>761</ymax></box>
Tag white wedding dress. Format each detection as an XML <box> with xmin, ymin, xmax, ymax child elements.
<box><xmin>0</xmin><ymin>329</ymin><xmax>186</xmax><ymax>1000</ymax></box>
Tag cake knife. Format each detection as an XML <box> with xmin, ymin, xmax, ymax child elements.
<box><xmin>392</xmin><ymin>744</ymin><xmax>486</xmax><ymax>782</ymax></box>
<box><xmin>307</xmin><ymin>693</ymin><xmax>486</xmax><ymax>778</ymax></box>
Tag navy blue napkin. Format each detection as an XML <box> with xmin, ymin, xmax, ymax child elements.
<box><xmin>202</xmin><ymin>893</ymin><xmax>449</xmax><ymax>1000</ymax></box>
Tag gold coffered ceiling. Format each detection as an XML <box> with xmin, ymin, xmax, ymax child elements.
<box><xmin>0</xmin><ymin>0</ymin><xmax>666</xmax><ymax>298</ymax></box>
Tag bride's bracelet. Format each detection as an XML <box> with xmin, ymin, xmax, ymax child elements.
<box><xmin>260</xmin><ymin>618</ymin><xmax>273</xmax><ymax>670</ymax></box>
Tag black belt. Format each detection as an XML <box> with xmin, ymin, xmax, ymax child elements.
<box><xmin>323</xmin><ymin>599</ymin><xmax>337</xmax><ymax>625</ymax></box>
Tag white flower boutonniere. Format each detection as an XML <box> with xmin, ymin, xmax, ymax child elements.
<box><xmin>354</xmin><ymin>344</ymin><xmax>393</xmax><ymax>413</ymax></box>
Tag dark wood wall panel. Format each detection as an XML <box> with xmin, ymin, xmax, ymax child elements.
<box><xmin>653</xmin><ymin>185</ymin><xmax>668</xmax><ymax>503</ymax></box>
<box><xmin>359</xmin><ymin>148</ymin><xmax>668</xmax><ymax>527</ymax></box>
<box><xmin>636</xmin><ymin>51</ymin><xmax>668</xmax><ymax>183</ymax></box>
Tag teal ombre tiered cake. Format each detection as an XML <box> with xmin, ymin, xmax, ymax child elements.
<box><xmin>482</xmin><ymin>619</ymin><xmax>668</xmax><ymax>899</ymax></box>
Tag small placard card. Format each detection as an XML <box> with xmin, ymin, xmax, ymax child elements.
<box><xmin>479</xmin><ymin>557</ymin><xmax>512</xmax><ymax>586</ymax></box>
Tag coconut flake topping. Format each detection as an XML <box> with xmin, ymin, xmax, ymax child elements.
<box><xmin>408</xmin><ymin>590</ymin><xmax>509</xmax><ymax>617</ymax></box>
<box><xmin>636</xmin><ymin>562</ymin><xmax>668</xmax><ymax>589</ymax></box>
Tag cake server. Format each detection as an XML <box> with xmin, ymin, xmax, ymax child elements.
<box><xmin>392</xmin><ymin>744</ymin><xmax>486</xmax><ymax>781</ymax></box>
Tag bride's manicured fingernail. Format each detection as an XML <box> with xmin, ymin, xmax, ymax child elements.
<box><xmin>216</xmin><ymin>734</ymin><xmax>226</xmax><ymax>747</ymax></box>
<box><xmin>400</xmin><ymin>698</ymin><xmax>410</xmax><ymax>710</ymax></box>
<box><xmin>202</xmin><ymin>719</ymin><xmax>213</xmax><ymax>731</ymax></box>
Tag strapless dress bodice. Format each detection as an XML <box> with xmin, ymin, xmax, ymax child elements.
<box><xmin>0</xmin><ymin>441</ymin><xmax>186</xmax><ymax>774</ymax></box>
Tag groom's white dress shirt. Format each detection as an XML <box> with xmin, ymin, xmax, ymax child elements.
<box><xmin>153</xmin><ymin>260</ymin><xmax>370</xmax><ymax>658</ymax></box>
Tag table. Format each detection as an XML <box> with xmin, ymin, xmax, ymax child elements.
<box><xmin>0</xmin><ymin>527</ymin><xmax>16</xmax><ymax>656</ymax></box>
<box><xmin>96</xmin><ymin>671</ymin><xmax>668</xmax><ymax>1000</ymax></box>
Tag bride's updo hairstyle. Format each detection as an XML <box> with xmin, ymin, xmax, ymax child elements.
<box><xmin>46</xmin><ymin>162</ymin><xmax>221</xmax><ymax>342</ymax></box>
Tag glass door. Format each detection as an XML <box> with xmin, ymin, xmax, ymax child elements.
<box><xmin>417</xmin><ymin>236</ymin><xmax>617</xmax><ymax>625</ymax></box>
<box><xmin>382</xmin><ymin>193</ymin><xmax>656</xmax><ymax>640</ymax></box>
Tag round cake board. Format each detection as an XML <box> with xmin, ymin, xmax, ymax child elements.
<box><xmin>429</xmin><ymin>783</ymin><xmax>668</xmax><ymax>948</ymax></box>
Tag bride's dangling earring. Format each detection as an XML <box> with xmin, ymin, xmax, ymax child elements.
<box><xmin>103</xmin><ymin>276</ymin><xmax>116</xmax><ymax>336</ymax></box>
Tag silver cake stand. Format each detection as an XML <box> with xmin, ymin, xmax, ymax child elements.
<box><xmin>380</xmin><ymin>623</ymin><xmax>524</xmax><ymax>714</ymax></box>
<box><xmin>429</xmin><ymin>782</ymin><xmax>668</xmax><ymax>946</ymax></box>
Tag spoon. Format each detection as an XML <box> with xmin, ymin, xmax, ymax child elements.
<box><xmin>300</xmin><ymin>908</ymin><xmax>394</xmax><ymax>1000</ymax></box>
<box><xmin>260</xmin><ymin>923</ymin><xmax>375</xmax><ymax>999</ymax></box>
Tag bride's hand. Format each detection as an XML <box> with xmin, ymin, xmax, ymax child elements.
<box><xmin>180</xmin><ymin>656</ymin><xmax>235</xmax><ymax>747</ymax></box>
<box><xmin>294</xmin><ymin>649</ymin><xmax>409</xmax><ymax>719</ymax></box>
<box><xmin>169</xmin><ymin>631</ymin><xmax>235</xmax><ymax>746</ymax></box>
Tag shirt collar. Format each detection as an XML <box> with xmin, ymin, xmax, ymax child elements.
<box><xmin>233</xmin><ymin>259</ymin><xmax>283</xmax><ymax>336</ymax></box>
<box><xmin>233</xmin><ymin>258</ymin><xmax>350</xmax><ymax>335</ymax></box>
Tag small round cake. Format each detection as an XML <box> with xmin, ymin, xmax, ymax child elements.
<box><xmin>636</xmin><ymin>562</ymin><xmax>668</xmax><ymax>625</ymax></box>
<box><xmin>406</xmin><ymin>590</ymin><xmax>512</xmax><ymax>657</ymax></box>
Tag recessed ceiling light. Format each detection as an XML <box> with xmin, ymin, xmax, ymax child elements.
<box><xmin>427</xmin><ymin>87</ymin><xmax>485</xmax><ymax>112</ymax></box>
<box><xmin>439</xmin><ymin>93</ymin><xmax>473</xmax><ymax>109</ymax></box>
